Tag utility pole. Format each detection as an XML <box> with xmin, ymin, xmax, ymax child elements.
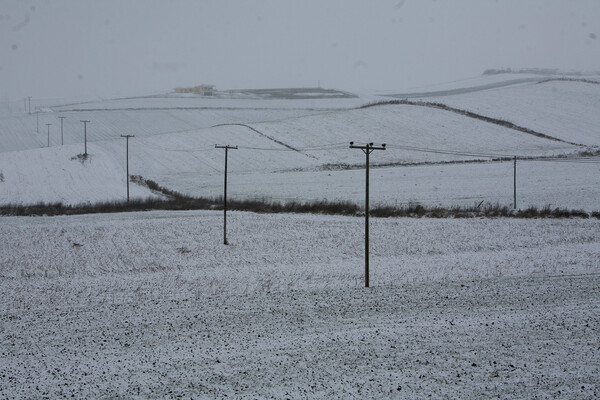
<box><xmin>513</xmin><ymin>156</ymin><xmax>517</xmax><ymax>209</ymax></box>
<box><xmin>215</xmin><ymin>144</ymin><xmax>238</xmax><ymax>245</ymax></box>
<box><xmin>46</xmin><ymin>123</ymin><xmax>51</xmax><ymax>147</ymax></box>
<box><xmin>58</xmin><ymin>116</ymin><xmax>66</xmax><ymax>145</ymax></box>
<box><xmin>28</xmin><ymin>96</ymin><xmax>31</xmax><ymax>115</ymax></box>
<box><xmin>80</xmin><ymin>120</ymin><xmax>90</xmax><ymax>155</ymax></box>
<box><xmin>36</xmin><ymin>110</ymin><xmax>39</xmax><ymax>133</ymax></box>
<box><xmin>349</xmin><ymin>142</ymin><xmax>386</xmax><ymax>288</ymax></box>
<box><xmin>120</xmin><ymin>135</ymin><xmax>135</xmax><ymax>203</ymax></box>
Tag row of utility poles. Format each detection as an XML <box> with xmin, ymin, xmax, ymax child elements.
<box><xmin>31</xmin><ymin>112</ymin><xmax>89</xmax><ymax>152</ymax></box>
<box><xmin>115</xmin><ymin>140</ymin><xmax>520</xmax><ymax>289</ymax></box>
<box><xmin>26</xmin><ymin>103</ymin><xmax>133</xmax><ymax>204</ymax></box>
<box><xmin>214</xmin><ymin>143</ymin><xmax>517</xmax><ymax>288</ymax></box>
<box><xmin>25</xmin><ymin>96</ymin><xmax>519</xmax><ymax>289</ymax></box>
<box><xmin>114</xmin><ymin>141</ymin><xmax>237</xmax><ymax>237</ymax></box>
<box><xmin>27</xmin><ymin>99</ymin><xmax>87</xmax><ymax>149</ymax></box>
<box><xmin>213</xmin><ymin>141</ymin><xmax>387</xmax><ymax>288</ymax></box>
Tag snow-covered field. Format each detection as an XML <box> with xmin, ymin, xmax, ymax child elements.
<box><xmin>2</xmin><ymin>75</ymin><xmax>599</xmax><ymax>397</ymax></box>
<box><xmin>1</xmin><ymin>210</ymin><xmax>599</xmax><ymax>398</ymax></box>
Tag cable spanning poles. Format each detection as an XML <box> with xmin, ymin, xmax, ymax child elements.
<box><xmin>349</xmin><ymin>142</ymin><xmax>386</xmax><ymax>288</ymax></box>
<box><xmin>215</xmin><ymin>144</ymin><xmax>238</xmax><ymax>245</ymax></box>
<box><xmin>121</xmin><ymin>135</ymin><xmax>135</xmax><ymax>203</ymax></box>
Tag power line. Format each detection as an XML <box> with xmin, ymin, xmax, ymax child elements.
<box><xmin>530</xmin><ymin>157</ymin><xmax>600</xmax><ymax>164</ymax></box>
<box><xmin>385</xmin><ymin>143</ymin><xmax>514</xmax><ymax>159</ymax></box>
<box><xmin>237</xmin><ymin>143</ymin><xmax>348</xmax><ymax>152</ymax></box>
<box><xmin>137</xmin><ymin>142</ymin><xmax>214</xmax><ymax>152</ymax></box>
<box><xmin>132</xmin><ymin>136</ymin><xmax>600</xmax><ymax>167</ymax></box>
<box><xmin>385</xmin><ymin>143</ymin><xmax>600</xmax><ymax>163</ymax></box>
<box><xmin>137</xmin><ymin>141</ymin><xmax>347</xmax><ymax>153</ymax></box>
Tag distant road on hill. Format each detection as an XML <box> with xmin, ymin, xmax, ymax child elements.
<box><xmin>385</xmin><ymin>77</ymin><xmax>600</xmax><ymax>99</ymax></box>
<box><xmin>384</xmin><ymin>78</ymin><xmax>542</xmax><ymax>98</ymax></box>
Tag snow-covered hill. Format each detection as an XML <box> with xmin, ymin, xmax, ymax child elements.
<box><xmin>409</xmin><ymin>78</ymin><xmax>600</xmax><ymax>146</ymax></box>
<box><xmin>0</xmin><ymin>74</ymin><xmax>599</xmax><ymax>209</ymax></box>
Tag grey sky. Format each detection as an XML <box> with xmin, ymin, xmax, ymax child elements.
<box><xmin>1</xmin><ymin>0</ymin><xmax>598</xmax><ymax>101</ymax></box>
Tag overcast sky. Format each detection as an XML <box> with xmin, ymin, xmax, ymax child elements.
<box><xmin>1</xmin><ymin>0</ymin><xmax>599</xmax><ymax>101</ymax></box>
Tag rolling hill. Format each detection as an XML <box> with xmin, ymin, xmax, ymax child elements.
<box><xmin>0</xmin><ymin>73</ymin><xmax>599</xmax><ymax>210</ymax></box>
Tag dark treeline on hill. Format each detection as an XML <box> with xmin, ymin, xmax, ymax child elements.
<box><xmin>1</xmin><ymin>197</ymin><xmax>598</xmax><ymax>219</ymax></box>
<box><xmin>2</xmin><ymin>176</ymin><xmax>599</xmax><ymax>218</ymax></box>
<box><xmin>1</xmin><ymin>177</ymin><xmax>598</xmax><ymax>218</ymax></box>
<box><xmin>482</xmin><ymin>68</ymin><xmax>600</xmax><ymax>76</ymax></box>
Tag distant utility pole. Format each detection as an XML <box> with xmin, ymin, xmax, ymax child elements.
<box><xmin>215</xmin><ymin>144</ymin><xmax>238</xmax><ymax>245</ymax></box>
<box><xmin>46</xmin><ymin>123</ymin><xmax>51</xmax><ymax>147</ymax></box>
<box><xmin>80</xmin><ymin>120</ymin><xmax>90</xmax><ymax>155</ymax></box>
<box><xmin>28</xmin><ymin>96</ymin><xmax>31</xmax><ymax>115</ymax></box>
<box><xmin>513</xmin><ymin>156</ymin><xmax>517</xmax><ymax>209</ymax></box>
<box><xmin>349</xmin><ymin>142</ymin><xmax>386</xmax><ymax>288</ymax></box>
<box><xmin>121</xmin><ymin>135</ymin><xmax>135</xmax><ymax>203</ymax></box>
<box><xmin>58</xmin><ymin>116</ymin><xmax>66</xmax><ymax>145</ymax></box>
<box><xmin>36</xmin><ymin>110</ymin><xmax>39</xmax><ymax>133</ymax></box>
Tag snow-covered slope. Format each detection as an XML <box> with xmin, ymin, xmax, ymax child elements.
<box><xmin>409</xmin><ymin>78</ymin><xmax>600</xmax><ymax>146</ymax></box>
<box><xmin>0</xmin><ymin>144</ymin><xmax>159</xmax><ymax>205</ymax></box>
<box><xmin>0</xmin><ymin>107</ymin><xmax>339</xmax><ymax>154</ymax></box>
<box><xmin>0</xmin><ymin>76</ymin><xmax>598</xmax><ymax>209</ymax></box>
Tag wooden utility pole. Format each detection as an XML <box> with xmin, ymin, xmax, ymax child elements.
<box><xmin>349</xmin><ymin>142</ymin><xmax>386</xmax><ymax>288</ymax></box>
<box><xmin>45</xmin><ymin>123</ymin><xmax>51</xmax><ymax>147</ymax></box>
<box><xmin>80</xmin><ymin>120</ymin><xmax>90</xmax><ymax>155</ymax></box>
<box><xmin>513</xmin><ymin>156</ymin><xmax>517</xmax><ymax>209</ymax></box>
<box><xmin>121</xmin><ymin>135</ymin><xmax>135</xmax><ymax>203</ymax></box>
<box><xmin>58</xmin><ymin>116</ymin><xmax>66</xmax><ymax>145</ymax></box>
<box><xmin>215</xmin><ymin>144</ymin><xmax>238</xmax><ymax>245</ymax></box>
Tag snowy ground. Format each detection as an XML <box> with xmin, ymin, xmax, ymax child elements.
<box><xmin>2</xmin><ymin>74</ymin><xmax>599</xmax><ymax>399</ymax></box>
<box><xmin>1</xmin><ymin>210</ymin><xmax>599</xmax><ymax>398</ymax></box>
